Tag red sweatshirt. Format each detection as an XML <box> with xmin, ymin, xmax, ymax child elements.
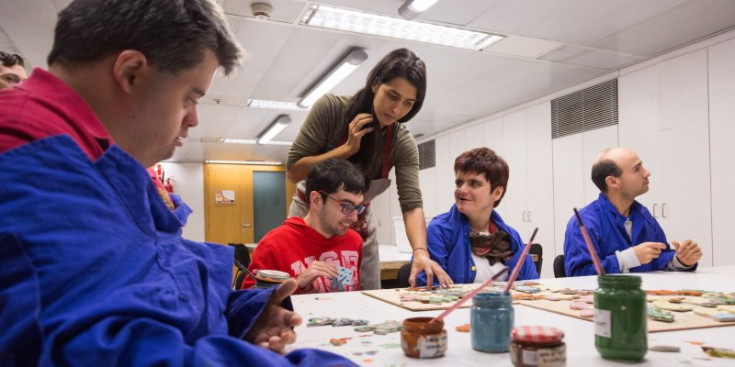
<box><xmin>243</xmin><ymin>217</ymin><xmax>363</xmax><ymax>293</ymax></box>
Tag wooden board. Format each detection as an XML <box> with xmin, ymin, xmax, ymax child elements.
<box><xmin>361</xmin><ymin>288</ymin><xmax>477</xmax><ymax>311</ymax></box>
<box><xmin>362</xmin><ymin>288</ymin><xmax>735</xmax><ymax>333</ymax></box>
<box><xmin>515</xmin><ymin>298</ymin><xmax>735</xmax><ymax>333</ymax></box>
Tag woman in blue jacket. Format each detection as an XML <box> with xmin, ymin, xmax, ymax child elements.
<box><xmin>417</xmin><ymin>147</ymin><xmax>538</xmax><ymax>286</ymax></box>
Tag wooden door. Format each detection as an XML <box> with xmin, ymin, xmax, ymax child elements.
<box><xmin>204</xmin><ymin>164</ymin><xmax>296</xmax><ymax>245</ymax></box>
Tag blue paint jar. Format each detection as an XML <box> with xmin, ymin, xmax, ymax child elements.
<box><xmin>471</xmin><ymin>291</ymin><xmax>513</xmax><ymax>353</ymax></box>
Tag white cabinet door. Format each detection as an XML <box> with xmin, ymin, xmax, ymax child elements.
<box><xmin>525</xmin><ymin>102</ymin><xmax>556</xmax><ymax>278</ymax></box>
<box><xmin>483</xmin><ymin>116</ymin><xmax>505</xmax><ymax>154</ymax></box>
<box><xmin>551</xmin><ymin>126</ymin><xmax>618</xmax><ymax>257</ymax></box>
<box><xmin>501</xmin><ymin>110</ymin><xmax>529</xmax><ymax>232</ymax></box>
<box><xmin>709</xmin><ymin>37</ymin><xmax>735</xmax><ymax>266</ymax></box>
<box><xmin>582</xmin><ymin>126</ymin><xmax>620</xmax><ymax>204</ymax></box>
<box><xmin>619</xmin><ymin>49</ymin><xmax>712</xmax><ymax>266</ymax></box>
<box><xmin>552</xmin><ymin>134</ymin><xmax>585</xmax><ymax>256</ymax></box>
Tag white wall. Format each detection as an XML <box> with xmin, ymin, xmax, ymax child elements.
<box><xmin>159</xmin><ymin>162</ymin><xmax>205</xmax><ymax>242</ymax></box>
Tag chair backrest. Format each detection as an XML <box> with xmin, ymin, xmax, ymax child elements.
<box><xmin>529</xmin><ymin>243</ymin><xmax>543</xmax><ymax>275</ymax></box>
<box><xmin>229</xmin><ymin>243</ymin><xmax>251</xmax><ymax>289</ymax></box>
<box><xmin>553</xmin><ymin>254</ymin><xmax>566</xmax><ymax>278</ymax></box>
<box><xmin>229</xmin><ymin>243</ymin><xmax>251</xmax><ymax>269</ymax></box>
<box><xmin>396</xmin><ymin>262</ymin><xmax>413</xmax><ymax>288</ymax></box>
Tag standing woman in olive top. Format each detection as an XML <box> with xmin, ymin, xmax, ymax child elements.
<box><xmin>287</xmin><ymin>48</ymin><xmax>451</xmax><ymax>290</ymax></box>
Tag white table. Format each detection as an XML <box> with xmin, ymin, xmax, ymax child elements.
<box><xmin>287</xmin><ymin>266</ymin><xmax>735</xmax><ymax>366</ymax></box>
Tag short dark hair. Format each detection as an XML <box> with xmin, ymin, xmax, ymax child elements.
<box><xmin>305</xmin><ymin>159</ymin><xmax>367</xmax><ymax>203</ymax></box>
<box><xmin>48</xmin><ymin>0</ymin><xmax>241</xmax><ymax>75</ymax></box>
<box><xmin>343</xmin><ymin>48</ymin><xmax>427</xmax><ymax>177</ymax></box>
<box><xmin>591</xmin><ymin>159</ymin><xmax>622</xmax><ymax>193</ymax></box>
<box><xmin>0</xmin><ymin>51</ymin><xmax>24</xmax><ymax>68</ymax></box>
<box><xmin>454</xmin><ymin>147</ymin><xmax>509</xmax><ymax>207</ymax></box>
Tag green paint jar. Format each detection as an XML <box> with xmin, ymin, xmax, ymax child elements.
<box><xmin>594</xmin><ymin>275</ymin><xmax>647</xmax><ymax>361</ymax></box>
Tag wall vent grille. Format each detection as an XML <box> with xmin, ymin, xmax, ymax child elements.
<box><xmin>417</xmin><ymin>140</ymin><xmax>436</xmax><ymax>170</ymax></box>
<box><xmin>551</xmin><ymin>79</ymin><xmax>618</xmax><ymax>139</ymax></box>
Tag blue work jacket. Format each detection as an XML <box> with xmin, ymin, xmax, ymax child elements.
<box><xmin>563</xmin><ymin>193</ymin><xmax>696</xmax><ymax>276</ymax></box>
<box><xmin>0</xmin><ymin>136</ymin><xmax>354</xmax><ymax>366</ymax></box>
<box><xmin>417</xmin><ymin>205</ymin><xmax>538</xmax><ymax>286</ymax></box>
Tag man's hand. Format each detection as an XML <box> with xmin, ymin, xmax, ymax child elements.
<box><xmin>409</xmin><ymin>249</ymin><xmax>453</xmax><ymax>289</ymax></box>
<box><xmin>245</xmin><ymin>279</ymin><xmax>302</xmax><ymax>353</ymax></box>
<box><xmin>295</xmin><ymin>261</ymin><xmax>338</xmax><ymax>289</ymax></box>
<box><xmin>632</xmin><ymin>242</ymin><xmax>667</xmax><ymax>265</ymax></box>
<box><xmin>672</xmin><ymin>239</ymin><xmax>702</xmax><ymax>267</ymax></box>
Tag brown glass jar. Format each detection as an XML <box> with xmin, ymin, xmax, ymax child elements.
<box><xmin>400</xmin><ymin>317</ymin><xmax>447</xmax><ymax>358</ymax></box>
<box><xmin>510</xmin><ymin>326</ymin><xmax>566</xmax><ymax>367</ymax></box>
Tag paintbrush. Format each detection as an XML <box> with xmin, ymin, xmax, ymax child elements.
<box><xmin>430</xmin><ymin>266</ymin><xmax>509</xmax><ymax>324</ymax></box>
<box><xmin>573</xmin><ymin>208</ymin><xmax>605</xmax><ymax>275</ymax></box>
<box><xmin>503</xmin><ymin>227</ymin><xmax>539</xmax><ymax>292</ymax></box>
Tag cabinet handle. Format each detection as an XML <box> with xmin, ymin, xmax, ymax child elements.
<box><xmin>522</xmin><ymin>211</ymin><xmax>527</xmax><ymax>222</ymax></box>
<box><xmin>241</xmin><ymin>223</ymin><xmax>252</xmax><ymax>227</ymax></box>
<box><xmin>527</xmin><ymin>211</ymin><xmax>532</xmax><ymax>222</ymax></box>
<box><xmin>661</xmin><ymin>203</ymin><xmax>667</xmax><ymax>219</ymax></box>
<box><xmin>652</xmin><ymin>203</ymin><xmax>658</xmax><ymax>218</ymax></box>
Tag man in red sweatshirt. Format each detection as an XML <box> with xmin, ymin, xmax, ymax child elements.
<box><xmin>244</xmin><ymin>159</ymin><xmax>366</xmax><ymax>293</ymax></box>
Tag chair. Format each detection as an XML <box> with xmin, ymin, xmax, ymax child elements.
<box><xmin>553</xmin><ymin>254</ymin><xmax>566</xmax><ymax>278</ymax></box>
<box><xmin>396</xmin><ymin>262</ymin><xmax>413</xmax><ymax>288</ymax></box>
<box><xmin>229</xmin><ymin>243</ymin><xmax>251</xmax><ymax>289</ymax></box>
<box><xmin>529</xmin><ymin>243</ymin><xmax>543</xmax><ymax>275</ymax></box>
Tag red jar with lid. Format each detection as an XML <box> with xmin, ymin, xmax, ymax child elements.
<box><xmin>510</xmin><ymin>326</ymin><xmax>566</xmax><ymax>367</ymax></box>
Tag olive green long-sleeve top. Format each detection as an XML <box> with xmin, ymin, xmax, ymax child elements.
<box><xmin>287</xmin><ymin>94</ymin><xmax>423</xmax><ymax>213</ymax></box>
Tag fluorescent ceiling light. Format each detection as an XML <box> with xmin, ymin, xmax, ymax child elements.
<box><xmin>206</xmin><ymin>160</ymin><xmax>283</xmax><ymax>166</ymax></box>
<box><xmin>247</xmin><ymin>99</ymin><xmax>308</xmax><ymax>111</ymax></box>
<box><xmin>258</xmin><ymin>114</ymin><xmax>291</xmax><ymax>144</ymax></box>
<box><xmin>300</xmin><ymin>5</ymin><xmax>504</xmax><ymax>51</ymax></box>
<box><xmin>298</xmin><ymin>48</ymin><xmax>368</xmax><ymax>108</ymax></box>
<box><xmin>220</xmin><ymin>138</ymin><xmax>258</xmax><ymax>144</ymax></box>
<box><xmin>398</xmin><ymin>0</ymin><xmax>439</xmax><ymax>19</ymax></box>
<box><xmin>262</xmin><ymin>140</ymin><xmax>292</xmax><ymax>146</ymax></box>
<box><xmin>219</xmin><ymin>137</ymin><xmax>291</xmax><ymax>146</ymax></box>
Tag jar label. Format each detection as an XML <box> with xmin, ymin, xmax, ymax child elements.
<box><xmin>594</xmin><ymin>309</ymin><xmax>611</xmax><ymax>338</ymax></box>
<box><xmin>522</xmin><ymin>349</ymin><xmax>538</xmax><ymax>365</ymax></box>
<box><xmin>538</xmin><ymin>344</ymin><xmax>566</xmax><ymax>367</ymax></box>
<box><xmin>417</xmin><ymin>331</ymin><xmax>448</xmax><ymax>358</ymax></box>
<box><xmin>512</xmin><ymin>345</ymin><xmax>566</xmax><ymax>367</ymax></box>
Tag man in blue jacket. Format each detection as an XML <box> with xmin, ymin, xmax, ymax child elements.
<box><xmin>563</xmin><ymin>147</ymin><xmax>702</xmax><ymax>276</ymax></box>
<box><xmin>0</xmin><ymin>0</ymin><xmax>355</xmax><ymax>366</ymax></box>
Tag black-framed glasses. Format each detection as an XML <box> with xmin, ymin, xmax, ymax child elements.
<box><xmin>319</xmin><ymin>190</ymin><xmax>366</xmax><ymax>215</ymax></box>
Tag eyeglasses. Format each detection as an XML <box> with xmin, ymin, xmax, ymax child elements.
<box><xmin>319</xmin><ymin>190</ymin><xmax>366</xmax><ymax>215</ymax></box>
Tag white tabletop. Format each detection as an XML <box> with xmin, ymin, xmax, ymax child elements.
<box><xmin>378</xmin><ymin>244</ymin><xmax>412</xmax><ymax>262</ymax></box>
<box><xmin>287</xmin><ymin>266</ymin><xmax>735</xmax><ymax>366</ymax></box>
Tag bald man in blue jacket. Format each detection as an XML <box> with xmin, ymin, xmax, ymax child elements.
<box><xmin>563</xmin><ymin>147</ymin><xmax>702</xmax><ymax>277</ymax></box>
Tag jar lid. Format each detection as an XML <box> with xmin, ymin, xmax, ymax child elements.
<box><xmin>512</xmin><ymin>326</ymin><xmax>564</xmax><ymax>343</ymax></box>
<box><xmin>255</xmin><ymin>269</ymin><xmax>290</xmax><ymax>281</ymax></box>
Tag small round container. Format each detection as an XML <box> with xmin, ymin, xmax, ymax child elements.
<box><xmin>594</xmin><ymin>275</ymin><xmax>647</xmax><ymax>361</ymax></box>
<box><xmin>401</xmin><ymin>317</ymin><xmax>447</xmax><ymax>358</ymax></box>
<box><xmin>471</xmin><ymin>292</ymin><xmax>513</xmax><ymax>353</ymax></box>
<box><xmin>510</xmin><ymin>326</ymin><xmax>566</xmax><ymax>367</ymax></box>
<box><xmin>253</xmin><ymin>269</ymin><xmax>290</xmax><ymax>289</ymax></box>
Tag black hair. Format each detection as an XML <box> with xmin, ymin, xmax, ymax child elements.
<box><xmin>48</xmin><ymin>0</ymin><xmax>241</xmax><ymax>75</ymax></box>
<box><xmin>305</xmin><ymin>159</ymin><xmax>367</xmax><ymax>203</ymax></box>
<box><xmin>0</xmin><ymin>51</ymin><xmax>24</xmax><ymax>68</ymax></box>
<box><xmin>591</xmin><ymin>159</ymin><xmax>622</xmax><ymax>193</ymax></box>
<box><xmin>342</xmin><ymin>48</ymin><xmax>427</xmax><ymax>178</ymax></box>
